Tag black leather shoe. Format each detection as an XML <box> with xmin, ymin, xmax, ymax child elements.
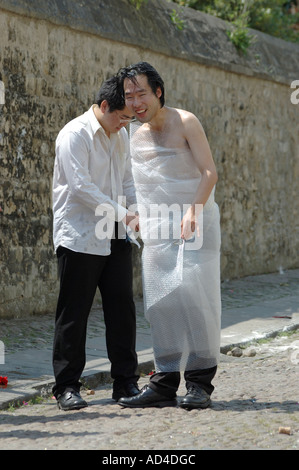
<box><xmin>179</xmin><ymin>385</ymin><xmax>211</xmax><ymax>410</ymax></box>
<box><xmin>112</xmin><ymin>383</ymin><xmax>140</xmax><ymax>401</ymax></box>
<box><xmin>118</xmin><ymin>384</ymin><xmax>177</xmax><ymax>408</ymax></box>
<box><xmin>57</xmin><ymin>391</ymin><xmax>88</xmax><ymax>411</ymax></box>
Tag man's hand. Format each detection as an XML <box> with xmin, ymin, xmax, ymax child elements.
<box><xmin>180</xmin><ymin>205</ymin><xmax>202</xmax><ymax>240</ymax></box>
<box><xmin>123</xmin><ymin>211</ymin><xmax>139</xmax><ymax>233</ymax></box>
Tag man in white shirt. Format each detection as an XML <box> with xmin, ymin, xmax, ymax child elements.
<box><xmin>52</xmin><ymin>76</ymin><xmax>140</xmax><ymax>410</ymax></box>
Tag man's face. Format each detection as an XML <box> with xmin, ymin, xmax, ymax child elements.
<box><xmin>123</xmin><ymin>74</ymin><xmax>162</xmax><ymax>123</ymax></box>
<box><xmin>102</xmin><ymin>105</ymin><xmax>135</xmax><ymax>135</ymax></box>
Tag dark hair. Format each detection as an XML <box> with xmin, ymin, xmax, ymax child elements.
<box><xmin>95</xmin><ymin>75</ymin><xmax>125</xmax><ymax>112</ymax></box>
<box><xmin>118</xmin><ymin>62</ymin><xmax>165</xmax><ymax>107</ymax></box>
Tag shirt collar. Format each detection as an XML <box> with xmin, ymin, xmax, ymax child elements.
<box><xmin>88</xmin><ymin>105</ymin><xmax>105</xmax><ymax>136</ymax></box>
<box><xmin>88</xmin><ymin>105</ymin><xmax>122</xmax><ymax>140</ymax></box>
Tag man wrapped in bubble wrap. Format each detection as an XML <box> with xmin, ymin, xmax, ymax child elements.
<box><xmin>117</xmin><ymin>62</ymin><xmax>221</xmax><ymax>410</ymax></box>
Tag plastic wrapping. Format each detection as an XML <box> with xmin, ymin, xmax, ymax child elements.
<box><xmin>130</xmin><ymin>123</ymin><xmax>221</xmax><ymax>372</ymax></box>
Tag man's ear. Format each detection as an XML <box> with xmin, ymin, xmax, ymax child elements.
<box><xmin>156</xmin><ymin>87</ymin><xmax>162</xmax><ymax>99</ymax></box>
<box><xmin>100</xmin><ymin>99</ymin><xmax>110</xmax><ymax>113</ymax></box>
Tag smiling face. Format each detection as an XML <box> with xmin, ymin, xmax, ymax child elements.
<box><xmin>123</xmin><ymin>74</ymin><xmax>162</xmax><ymax>123</ymax></box>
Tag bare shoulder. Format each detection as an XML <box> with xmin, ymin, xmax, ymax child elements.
<box><xmin>173</xmin><ymin>108</ymin><xmax>203</xmax><ymax>130</ymax></box>
<box><xmin>174</xmin><ymin>108</ymin><xmax>195</xmax><ymax>119</ymax></box>
<box><xmin>172</xmin><ymin>108</ymin><xmax>205</xmax><ymax>142</ymax></box>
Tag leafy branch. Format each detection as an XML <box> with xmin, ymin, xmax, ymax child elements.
<box><xmin>226</xmin><ymin>12</ymin><xmax>256</xmax><ymax>54</ymax></box>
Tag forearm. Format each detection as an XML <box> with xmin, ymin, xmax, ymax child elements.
<box><xmin>191</xmin><ymin>169</ymin><xmax>218</xmax><ymax>208</ymax></box>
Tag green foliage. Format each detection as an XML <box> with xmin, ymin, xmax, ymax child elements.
<box><xmin>170</xmin><ymin>8</ymin><xmax>185</xmax><ymax>30</ymax></box>
<box><xmin>248</xmin><ymin>0</ymin><xmax>299</xmax><ymax>42</ymax></box>
<box><xmin>129</xmin><ymin>0</ymin><xmax>148</xmax><ymax>10</ymax></box>
<box><xmin>173</xmin><ymin>0</ymin><xmax>299</xmax><ymax>43</ymax></box>
<box><xmin>226</xmin><ymin>12</ymin><xmax>256</xmax><ymax>54</ymax></box>
<box><xmin>129</xmin><ymin>0</ymin><xmax>299</xmax><ymax>47</ymax></box>
<box><xmin>130</xmin><ymin>0</ymin><xmax>185</xmax><ymax>30</ymax></box>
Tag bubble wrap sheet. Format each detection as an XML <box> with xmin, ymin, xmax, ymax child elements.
<box><xmin>130</xmin><ymin>124</ymin><xmax>221</xmax><ymax>372</ymax></box>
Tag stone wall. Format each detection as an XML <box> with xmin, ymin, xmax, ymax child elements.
<box><xmin>0</xmin><ymin>0</ymin><xmax>298</xmax><ymax>317</ymax></box>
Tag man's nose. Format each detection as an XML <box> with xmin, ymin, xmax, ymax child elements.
<box><xmin>132</xmin><ymin>96</ymin><xmax>142</xmax><ymax>108</ymax></box>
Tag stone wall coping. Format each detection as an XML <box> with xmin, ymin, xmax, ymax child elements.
<box><xmin>1</xmin><ymin>0</ymin><xmax>298</xmax><ymax>85</ymax></box>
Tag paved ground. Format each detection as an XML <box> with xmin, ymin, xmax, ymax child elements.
<box><xmin>0</xmin><ymin>268</ymin><xmax>299</xmax><ymax>451</ymax></box>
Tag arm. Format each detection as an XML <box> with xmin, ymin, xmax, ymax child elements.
<box><xmin>180</xmin><ymin>112</ymin><xmax>218</xmax><ymax>239</ymax></box>
<box><xmin>122</xmin><ymin>136</ymin><xmax>137</xmax><ymax>208</ymax></box>
<box><xmin>121</xmin><ymin>134</ymin><xmax>139</xmax><ymax>231</ymax></box>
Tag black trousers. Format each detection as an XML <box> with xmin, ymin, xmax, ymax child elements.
<box><xmin>52</xmin><ymin>238</ymin><xmax>139</xmax><ymax>397</ymax></box>
<box><xmin>149</xmin><ymin>366</ymin><xmax>217</xmax><ymax>398</ymax></box>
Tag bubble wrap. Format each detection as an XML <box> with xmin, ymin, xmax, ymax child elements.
<box><xmin>130</xmin><ymin>123</ymin><xmax>221</xmax><ymax>372</ymax></box>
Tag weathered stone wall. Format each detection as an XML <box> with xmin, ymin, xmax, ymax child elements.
<box><xmin>0</xmin><ymin>0</ymin><xmax>298</xmax><ymax>317</ymax></box>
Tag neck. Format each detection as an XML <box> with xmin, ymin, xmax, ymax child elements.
<box><xmin>148</xmin><ymin>106</ymin><xmax>167</xmax><ymax>132</ymax></box>
<box><xmin>93</xmin><ymin>104</ymin><xmax>110</xmax><ymax>138</ymax></box>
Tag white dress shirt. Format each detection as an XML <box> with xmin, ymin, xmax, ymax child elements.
<box><xmin>52</xmin><ymin>105</ymin><xmax>136</xmax><ymax>255</ymax></box>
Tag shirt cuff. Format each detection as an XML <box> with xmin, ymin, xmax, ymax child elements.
<box><xmin>114</xmin><ymin>203</ymin><xmax>127</xmax><ymax>222</ymax></box>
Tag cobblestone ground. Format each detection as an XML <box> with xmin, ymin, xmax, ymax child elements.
<box><xmin>2</xmin><ymin>269</ymin><xmax>299</xmax><ymax>354</ymax></box>
<box><xmin>1</xmin><ymin>330</ymin><xmax>298</xmax><ymax>451</ymax></box>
